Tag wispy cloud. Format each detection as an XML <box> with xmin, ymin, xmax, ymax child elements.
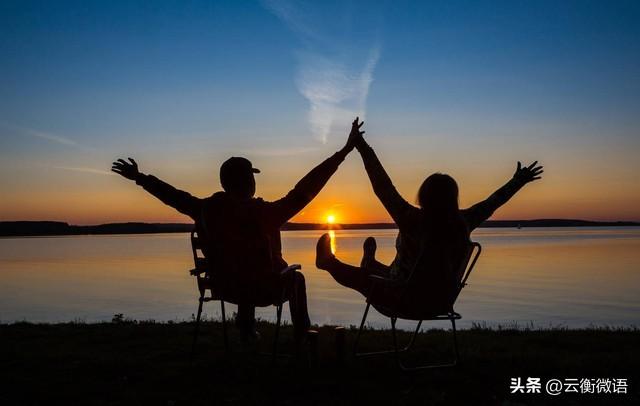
<box><xmin>238</xmin><ymin>146</ymin><xmax>318</xmax><ymax>157</ymax></box>
<box><xmin>29</xmin><ymin>129</ymin><xmax>85</xmax><ymax>148</ymax></box>
<box><xmin>51</xmin><ymin>166</ymin><xmax>114</xmax><ymax>176</ymax></box>
<box><xmin>262</xmin><ymin>0</ymin><xmax>323</xmax><ymax>44</ymax></box>
<box><xmin>262</xmin><ymin>0</ymin><xmax>381</xmax><ymax>143</ymax></box>
<box><xmin>0</xmin><ymin>121</ymin><xmax>93</xmax><ymax>151</ymax></box>
<box><xmin>296</xmin><ymin>49</ymin><xmax>380</xmax><ymax>143</ymax></box>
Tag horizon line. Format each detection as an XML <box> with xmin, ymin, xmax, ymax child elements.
<box><xmin>2</xmin><ymin>218</ymin><xmax>639</xmax><ymax>226</ymax></box>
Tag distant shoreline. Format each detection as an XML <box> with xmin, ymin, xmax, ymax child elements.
<box><xmin>0</xmin><ymin>219</ymin><xmax>638</xmax><ymax>237</ymax></box>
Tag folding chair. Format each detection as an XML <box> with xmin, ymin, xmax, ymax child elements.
<box><xmin>188</xmin><ymin>230</ymin><xmax>301</xmax><ymax>360</ymax></box>
<box><xmin>353</xmin><ymin>241</ymin><xmax>482</xmax><ymax>371</ymax></box>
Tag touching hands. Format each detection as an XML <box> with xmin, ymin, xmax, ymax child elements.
<box><xmin>111</xmin><ymin>158</ymin><xmax>141</xmax><ymax>181</ymax></box>
<box><xmin>513</xmin><ymin>161</ymin><xmax>543</xmax><ymax>184</ymax></box>
<box><xmin>345</xmin><ymin>117</ymin><xmax>365</xmax><ymax>151</ymax></box>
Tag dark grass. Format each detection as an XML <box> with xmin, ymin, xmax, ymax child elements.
<box><xmin>1</xmin><ymin>320</ymin><xmax>638</xmax><ymax>405</ymax></box>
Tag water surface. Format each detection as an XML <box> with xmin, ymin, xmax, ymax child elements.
<box><xmin>1</xmin><ymin>228</ymin><xmax>638</xmax><ymax>329</ymax></box>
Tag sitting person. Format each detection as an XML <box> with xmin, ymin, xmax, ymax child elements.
<box><xmin>111</xmin><ymin>118</ymin><xmax>365</xmax><ymax>343</ymax></box>
<box><xmin>316</xmin><ymin>125</ymin><xmax>543</xmax><ymax>314</ymax></box>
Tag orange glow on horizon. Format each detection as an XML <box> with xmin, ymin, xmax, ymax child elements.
<box><xmin>2</xmin><ymin>162</ymin><xmax>640</xmax><ymax>224</ymax></box>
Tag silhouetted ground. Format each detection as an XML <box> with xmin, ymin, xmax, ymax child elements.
<box><xmin>1</xmin><ymin>321</ymin><xmax>637</xmax><ymax>405</ymax></box>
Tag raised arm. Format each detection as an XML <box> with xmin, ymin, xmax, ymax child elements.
<box><xmin>111</xmin><ymin>158</ymin><xmax>200</xmax><ymax>219</ymax></box>
<box><xmin>267</xmin><ymin>119</ymin><xmax>363</xmax><ymax>225</ymax></box>
<box><xmin>463</xmin><ymin>161</ymin><xmax>543</xmax><ymax>230</ymax></box>
<box><xmin>355</xmin><ymin>137</ymin><xmax>414</xmax><ymax>227</ymax></box>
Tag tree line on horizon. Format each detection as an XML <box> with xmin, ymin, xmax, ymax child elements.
<box><xmin>0</xmin><ymin>219</ymin><xmax>638</xmax><ymax>237</ymax></box>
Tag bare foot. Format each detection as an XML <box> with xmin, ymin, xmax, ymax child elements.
<box><xmin>360</xmin><ymin>236</ymin><xmax>377</xmax><ymax>269</ymax></box>
<box><xmin>315</xmin><ymin>233</ymin><xmax>336</xmax><ymax>270</ymax></box>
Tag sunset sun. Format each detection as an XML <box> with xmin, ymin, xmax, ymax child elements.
<box><xmin>326</xmin><ymin>214</ymin><xmax>336</xmax><ymax>224</ymax></box>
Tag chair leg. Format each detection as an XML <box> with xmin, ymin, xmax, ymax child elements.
<box><xmin>350</xmin><ymin>292</ymin><xmax>462</xmax><ymax>371</ymax></box>
<box><xmin>190</xmin><ymin>296</ymin><xmax>204</xmax><ymax>360</ymax></box>
<box><xmin>451</xmin><ymin>318</ymin><xmax>459</xmax><ymax>365</ymax></box>
<box><xmin>398</xmin><ymin>318</ymin><xmax>460</xmax><ymax>372</ymax></box>
<box><xmin>391</xmin><ymin>317</ymin><xmax>402</xmax><ymax>368</ymax></box>
<box><xmin>353</xmin><ymin>302</ymin><xmax>371</xmax><ymax>356</ymax></box>
<box><xmin>403</xmin><ymin>320</ymin><xmax>422</xmax><ymax>352</ymax></box>
<box><xmin>355</xmin><ymin>313</ymin><xmax>420</xmax><ymax>358</ymax></box>
<box><xmin>220</xmin><ymin>299</ymin><xmax>229</xmax><ymax>352</ymax></box>
<box><xmin>354</xmin><ymin>313</ymin><xmax>461</xmax><ymax>371</ymax></box>
<box><xmin>272</xmin><ymin>304</ymin><xmax>283</xmax><ymax>361</ymax></box>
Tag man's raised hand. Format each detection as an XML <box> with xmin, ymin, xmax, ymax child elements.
<box><xmin>111</xmin><ymin>158</ymin><xmax>140</xmax><ymax>181</ymax></box>
<box><xmin>513</xmin><ymin>161</ymin><xmax>544</xmax><ymax>184</ymax></box>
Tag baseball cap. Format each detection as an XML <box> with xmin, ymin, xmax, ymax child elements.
<box><xmin>220</xmin><ymin>157</ymin><xmax>260</xmax><ymax>186</ymax></box>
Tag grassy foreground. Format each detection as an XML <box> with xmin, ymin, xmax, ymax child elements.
<box><xmin>1</xmin><ymin>321</ymin><xmax>638</xmax><ymax>405</ymax></box>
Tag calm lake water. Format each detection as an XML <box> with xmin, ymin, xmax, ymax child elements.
<box><xmin>1</xmin><ymin>228</ymin><xmax>639</xmax><ymax>329</ymax></box>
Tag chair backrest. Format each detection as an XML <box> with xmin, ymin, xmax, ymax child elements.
<box><xmin>190</xmin><ymin>230</ymin><xmax>209</xmax><ymax>274</ymax></box>
<box><xmin>192</xmin><ymin>209</ymin><xmax>276</xmax><ymax>281</ymax></box>
<box><xmin>402</xmin><ymin>240</ymin><xmax>482</xmax><ymax>308</ymax></box>
<box><xmin>451</xmin><ymin>241</ymin><xmax>482</xmax><ymax>303</ymax></box>
<box><xmin>198</xmin><ymin>205</ymin><xmax>273</xmax><ymax>277</ymax></box>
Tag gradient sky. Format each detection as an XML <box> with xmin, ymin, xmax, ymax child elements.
<box><xmin>1</xmin><ymin>0</ymin><xmax>639</xmax><ymax>224</ymax></box>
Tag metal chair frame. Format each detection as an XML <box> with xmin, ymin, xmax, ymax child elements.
<box><xmin>188</xmin><ymin>230</ymin><xmax>300</xmax><ymax>361</ymax></box>
<box><xmin>353</xmin><ymin>241</ymin><xmax>482</xmax><ymax>371</ymax></box>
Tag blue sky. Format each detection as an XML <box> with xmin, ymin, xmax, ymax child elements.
<box><xmin>1</xmin><ymin>0</ymin><xmax>639</xmax><ymax>223</ymax></box>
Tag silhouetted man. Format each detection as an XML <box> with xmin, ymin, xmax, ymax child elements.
<box><xmin>111</xmin><ymin>118</ymin><xmax>365</xmax><ymax>342</ymax></box>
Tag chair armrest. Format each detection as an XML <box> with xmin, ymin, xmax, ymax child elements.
<box><xmin>190</xmin><ymin>257</ymin><xmax>209</xmax><ymax>276</ymax></box>
<box><xmin>279</xmin><ymin>264</ymin><xmax>302</xmax><ymax>277</ymax></box>
<box><xmin>189</xmin><ymin>268</ymin><xmax>207</xmax><ymax>276</ymax></box>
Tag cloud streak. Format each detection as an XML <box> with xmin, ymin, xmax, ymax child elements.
<box><xmin>0</xmin><ymin>121</ymin><xmax>92</xmax><ymax>151</ymax></box>
<box><xmin>51</xmin><ymin>166</ymin><xmax>114</xmax><ymax>176</ymax></box>
<box><xmin>28</xmin><ymin>129</ymin><xmax>83</xmax><ymax>148</ymax></box>
<box><xmin>238</xmin><ymin>146</ymin><xmax>318</xmax><ymax>157</ymax></box>
<box><xmin>296</xmin><ymin>48</ymin><xmax>379</xmax><ymax>143</ymax></box>
<box><xmin>263</xmin><ymin>0</ymin><xmax>381</xmax><ymax>143</ymax></box>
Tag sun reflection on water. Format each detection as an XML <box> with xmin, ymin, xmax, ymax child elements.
<box><xmin>329</xmin><ymin>230</ymin><xmax>336</xmax><ymax>255</ymax></box>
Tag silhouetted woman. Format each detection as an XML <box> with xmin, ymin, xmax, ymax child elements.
<box><xmin>316</xmin><ymin>126</ymin><xmax>543</xmax><ymax>312</ymax></box>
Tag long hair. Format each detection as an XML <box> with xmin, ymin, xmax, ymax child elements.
<box><xmin>416</xmin><ymin>173</ymin><xmax>469</xmax><ymax>245</ymax></box>
<box><xmin>417</xmin><ymin>173</ymin><xmax>459</xmax><ymax>216</ymax></box>
<box><xmin>415</xmin><ymin>173</ymin><xmax>470</xmax><ymax>307</ymax></box>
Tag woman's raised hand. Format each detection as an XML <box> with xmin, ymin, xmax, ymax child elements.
<box><xmin>513</xmin><ymin>161</ymin><xmax>544</xmax><ymax>184</ymax></box>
